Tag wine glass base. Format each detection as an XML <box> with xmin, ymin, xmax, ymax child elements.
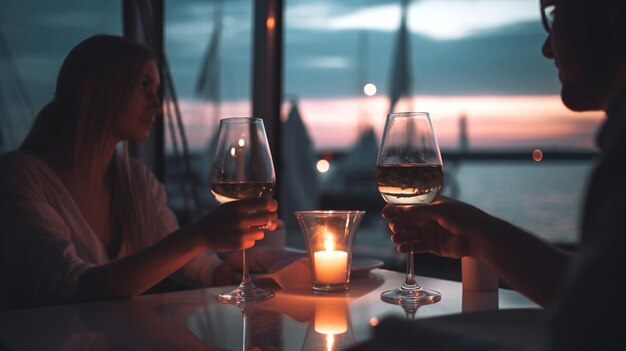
<box><xmin>218</xmin><ymin>285</ymin><xmax>274</xmax><ymax>304</ymax></box>
<box><xmin>380</xmin><ymin>287</ymin><xmax>441</xmax><ymax>306</ymax></box>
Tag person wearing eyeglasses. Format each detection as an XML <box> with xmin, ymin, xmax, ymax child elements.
<box><xmin>351</xmin><ymin>0</ymin><xmax>626</xmax><ymax>349</ymax></box>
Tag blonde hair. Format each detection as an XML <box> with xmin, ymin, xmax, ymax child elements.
<box><xmin>112</xmin><ymin>142</ymin><xmax>159</xmax><ymax>255</ymax></box>
<box><xmin>21</xmin><ymin>35</ymin><xmax>159</xmax><ymax>255</ymax></box>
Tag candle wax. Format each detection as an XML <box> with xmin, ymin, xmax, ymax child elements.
<box><xmin>314</xmin><ymin>250</ymin><xmax>348</xmax><ymax>284</ymax></box>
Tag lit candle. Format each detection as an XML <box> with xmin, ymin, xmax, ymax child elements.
<box><xmin>313</xmin><ymin>232</ymin><xmax>348</xmax><ymax>284</ymax></box>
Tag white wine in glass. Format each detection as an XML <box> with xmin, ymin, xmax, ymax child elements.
<box><xmin>210</xmin><ymin>117</ymin><xmax>276</xmax><ymax>303</ymax></box>
<box><xmin>376</xmin><ymin>112</ymin><xmax>443</xmax><ymax>307</ymax></box>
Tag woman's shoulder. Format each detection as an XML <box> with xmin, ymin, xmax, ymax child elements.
<box><xmin>0</xmin><ymin>150</ymin><xmax>54</xmax><ymax>199</ymax></box>
<box><xmin>0</xmin><ymin>149</ymin><xmax>33</xmax><ymax>166</ymax></box>
<box><xmin>0</xmin><ymin>150</ymin><xmax>47</xmax><ymax>180</ymax></box>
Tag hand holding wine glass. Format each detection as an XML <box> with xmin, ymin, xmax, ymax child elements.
<box><xmin>210</xmin><ymin>117</ymin><xmax>276</xmax><ymax>303</ymax></box>
<box><xmin>182</xmin><ymin>198</ymin><xmax>277</xmax><ymax>252</ymax></box>
<box><xmin>376</xmin><ymin>112</ymin><xmax>444</xmax><ymax>307</ymax></box>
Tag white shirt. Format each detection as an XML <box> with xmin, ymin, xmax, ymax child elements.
<box><xmin>0</xmin><ymin>150</ymin><xmax>221</xmax><ymax>310</ymax></box>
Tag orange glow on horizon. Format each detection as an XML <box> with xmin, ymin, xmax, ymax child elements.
<box><xmin>171</xmin><ymin>95</ymin><xmax>603</xmax><ymax>152</ymax></box>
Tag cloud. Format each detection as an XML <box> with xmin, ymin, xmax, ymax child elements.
<box><xmin>288</xmin><ymin>0</ymin><xmax>540</xmax><ymax>40</ymax></box>
<box><xmin>172</xmin><ymin>94</ymin><xmax>602</xmax><ymax>151</ymax></box>
<box><xmin>300</xmin><ymin>56</ymin><xmax>350</xmax><ymax>69</ymax></box>
<box><xmin>166</xmin><ymin>0</ymin><xmax>252</xmax><ymax>48</ymax></box>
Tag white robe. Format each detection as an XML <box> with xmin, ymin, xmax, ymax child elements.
<box><xmin>0</xmin><ymin>150</ymin><xmax>221</xmax><ymax>310</ymax></box>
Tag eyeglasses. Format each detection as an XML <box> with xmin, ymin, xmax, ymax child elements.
<box><xmin>541</xmin><ymin>0</ymin><xmax>556</xmax><ymax>33</ymax></box>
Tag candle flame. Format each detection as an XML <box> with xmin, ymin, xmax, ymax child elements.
<box><xmin>326</xmin><ymin>333</ymin><xmax>334</xmax><ymax>351</ymax></box>
<box><xmin>324</xmin><ymin>232</ymin><xmax>334</xmax><ymax>251</ymax></box>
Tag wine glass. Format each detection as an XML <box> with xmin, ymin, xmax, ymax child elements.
<box><xmin>210</xmin><ymin>117</ymin><xmax>276</xmax><ymax>303</ymax></box>
<box><xmin>376</xmin><ymin>112</ymin><xmax>443</xmax><ymax>306</ymax></box>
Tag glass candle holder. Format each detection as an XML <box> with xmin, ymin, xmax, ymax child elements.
<box><xmin>295</xmin><ymin>210</ymin><xmax>365</xmax><ymax>292</ymax></box>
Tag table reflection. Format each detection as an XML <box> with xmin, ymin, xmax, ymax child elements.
<box><xmin>185</xmin><ymin>271</ymin><xmax>384</xmax><ymax>350</ymax></box>
<box><xmin>302</xmin><ymin>297</ymin><xmax>355</xmax><ymax>351</ymax></box>
<box><xmin>0</xmin><ymin>270</ymin><xmax>538</xmax><ymax>351</ymax></box>
<box><xmin>0</xmin><ymin>299</ymin><xmax>216</xmax><ymax>351</ymax></box>
<box><xmin>231</xmin><ymin>303</ymin><xmax>282</xmax><ymax>351</ymax></box>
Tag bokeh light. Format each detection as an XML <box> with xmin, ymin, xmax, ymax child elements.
<box><xmin>532</xmin><ymin>148</ymin><xmax>543</xmax><ymax>162</ymax></box>
<box><xmin>363</xmin><ymin>83</ymin><xmax>377</xmax><ymax>96</ymax></box>
<box><xmin>316</xmin><ymin>159</ymin><xmax>330</xmax><ymax>173</ymax></box>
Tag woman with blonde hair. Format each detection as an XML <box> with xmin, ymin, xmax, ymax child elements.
<box><xmin>0</xmin><ymin>34</ymin><xmax>278</xmax><ymax>310</ymax></box>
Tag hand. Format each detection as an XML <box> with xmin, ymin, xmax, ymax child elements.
<box><xmin>381</xmin><ymin>196</ymin><xmax>492</xmax><ymax>258</ymax></box>
<box><xmin>182</xmin><ymin>199</ymin><xmax>279</xmax><ymax>252</ymax></box>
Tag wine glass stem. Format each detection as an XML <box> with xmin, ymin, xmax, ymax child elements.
<box><xmin>242</xmin><ymin>310</ymin><xmax>247</xmax><ymax>351</ymax></box>
<box><xmin>405</xmin><ymin>309</ymin><xmax>416</xmax><ymax>320</ymax></box>
<box><xmin>240</xmin><ymin>249</ymin><xmax>253</xmax><ymax>287</ymax></box>
<box><xmin>403</xmin><ymin>252</ymin><xmax>420</xmax><ymax>290</ymax></box>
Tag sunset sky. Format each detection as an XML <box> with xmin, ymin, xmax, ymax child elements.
<box><xmin>165</xmin><ymin>0</ymin><xmax>605</xmax><ymax>151</ymax></box>
<box><xmin>1</xmin><ymin>0</ymin><xmax>606</xmax><ymax>152</ymax></box>
<box><xmin>176</xmin><ymin>95</ymin><xmax>603</xmax><ymax>151</ymax></box>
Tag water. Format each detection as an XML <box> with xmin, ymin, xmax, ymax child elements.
<box><xmin>172</xmin><ymin>155</ymin><xmax>594</xmax><ymax>257</ymax></box>
<box><xmin>448</xmin><ymin>160</ymin><xmax>594</xmax><ymax>244</ymax></box>
<box><xmin>345</xmin><ymin>160</ymin><xmax>594</xmax><ymax>263</ymax></box>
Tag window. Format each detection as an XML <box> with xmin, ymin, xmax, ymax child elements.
<box><xmin>0</xmin><ymin>0</ymin><xmax>121</xmax><ymax>152</ymax></box>
<box><xmin>163</xmin><ymin>0</ymin><xmax>254</xmax><ymax>222</ymax></box>
<box><xmin>282</xmin><ymin>0</ymin><xmax>601</xmax><ymax>262</ymax></box>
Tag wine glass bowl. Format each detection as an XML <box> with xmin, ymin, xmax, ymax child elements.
<box><xmin>210</xmin><ymin>117</ymin><xmax>276</xmax><ymax>303</ymax></box>
<box><xmin>376</xmin><ymin>112</ymin><xmax>443</xmax><ymax>306</ymax></box>
<box><xmin>376</xmin><ymin>164</ymin><xmax>443</xmax><ymax>205</ymax></box>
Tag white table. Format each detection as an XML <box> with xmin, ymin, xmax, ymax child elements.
<box><xmin>0</xmin><ymin>269</ymin><xmax>538</xmax><ymax>350</ymax></box>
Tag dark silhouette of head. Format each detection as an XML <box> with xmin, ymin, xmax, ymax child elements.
<box><xmin>541</xmin><ymin>0</ymin><xmax>626</xmax><ymax>111</ymax></box>
<box><xmin>21</xmin><ymin>35</ymin><xmax>157</xmax><ymax>158</ymax></box>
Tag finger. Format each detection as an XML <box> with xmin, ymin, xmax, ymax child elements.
<box><xmin>218</xmin><ymin>230</ymin><xmax>263</xmax><ymax>251</ymax></box>
<box><xmin>391</xmin><ymin>217</ymin><xmax>432</xmax><ymax>232</ymax></box>
<box><xmin>388</xmin><ymin>218</ymin><xmax>398</xmax><ymax>232</ymax></box>
<box><xmin>431</xmin><ymin>195</ymin><xmax>449</xmax><ymax>203</ymax></box>
<box><xmin>386</xmin><ymin>200</ymin><xmax>447</xmax><ymax>217</ymax></box>
<box><xmin>417</xmin><ymin>221</ymin><xmax>459</xmax><ymax>257</ymax></box>
<box><xmin>391</xmin><ymin>230</ymin><xmax>421</xmax><ymax>244</ymax></box>
<box><xmin>242</xmin><ymin>230</ymin><xmax>265</xmax><ymax>241</ymax></box>
<box><xmin>241</xmin><ymin>212</ymin><xmax>278</xmax><ymax>229</ymax></box>
<box><xmin>266</xmin><ymin>199</ymin><xmax>278</xmax><ymax>212</ymax></box>
<box><xmin>390</xmin><ymin>220</ymin><xmax>410</xmax><ymax>232</ymax></box>
<box><xmin>381</xmin><ymin>205</ymin><xmax>398</xmax><ymax>219</ymax></box>
<box><xmin>230</xmin><ymin>199</ymin><xmax>277</xmax><ymax>214</ymax></box>
<box><xmin>265</xmin><ymin>217</ymin><xmax>279</xmax><ymax>231</ymax></box>
<box><xmin>398</xmin><ymin>241</ymin><xmax>425</xmax><ymax>254</ymax></box>
<box><xmin>242</xmin><ymin>240</ymin><xmax>256</xmax><ymax>250</ymax></box>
